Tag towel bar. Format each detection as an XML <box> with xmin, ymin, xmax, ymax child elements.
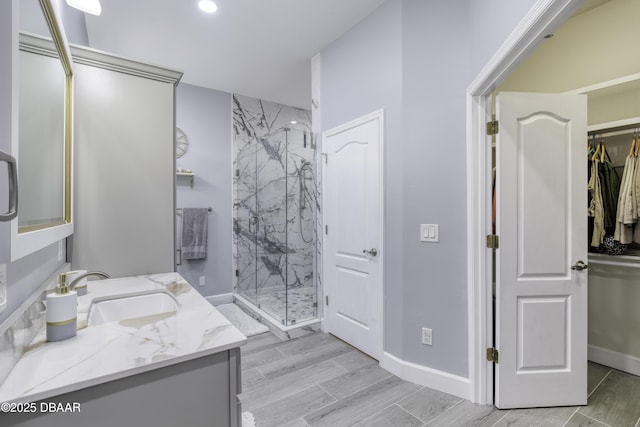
<box><xmin>176</xmin><ymin>207</ymin><xmax>212</xmax><ymax>213</ymax></box>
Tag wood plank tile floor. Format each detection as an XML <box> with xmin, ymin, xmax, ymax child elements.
<box><xmin>239</xmin><ymin>331</ymin><xmax>640</xmax><ymax>427</ymax></box>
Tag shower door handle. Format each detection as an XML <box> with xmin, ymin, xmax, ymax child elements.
<box><xmin>363</xmin><ymin>248</ymin><xmax>378</xmax><ymax>257</ymax></box>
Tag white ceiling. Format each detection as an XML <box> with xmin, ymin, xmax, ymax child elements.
<box><xmin>84</xmin><ymin>0</ymin><xmax>385</xmax><ymax>109</ymax></box>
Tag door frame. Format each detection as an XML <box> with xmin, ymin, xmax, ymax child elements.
<box><xmin>321</xmin><ymin>109</ymin><xmax>385</xmax><ymax>361</ymax></box>
<box><xmin>466</xmin><ymin>0</ymin><xmax>583</xmax><ymax>405</ymax></box>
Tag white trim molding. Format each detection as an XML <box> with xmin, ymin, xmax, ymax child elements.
<box><xmin>465</xmin><ymin>0</ymin><xmax>584</xmax><ymax>405</ymax></box>
<box><xmin>589</xmin><ymin>345</ymin><xmax>640</xmax><ymax>378</ymax></box>
<box><xmin>381</xmin><ymin>352</ymin><xmax>471</xmax><ymax>400</ymax></box>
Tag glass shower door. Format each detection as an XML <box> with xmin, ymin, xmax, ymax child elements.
<box><xmin>255</xmin><ymin>132</ymin><xmax>288</xmax><ymax>324</ymax></box>
<box><xmin>234</xmin><ymin>134</ymin><xmax>258</xmax><ymax>305</ymax></box>
<box><xmin>285</xmin><ymin>129</ymin><xmax>317</xmax><ymax>324</ymax></box>
<box><xmin>234</xmin><ymin>123</ymin><xmax>318</xmax><ymax>327</ymax></box>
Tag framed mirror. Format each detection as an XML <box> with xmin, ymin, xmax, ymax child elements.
<box><xmin>10</xmin><ymin>0</ymin><xmax>73</xmax><ymax>261</ymax></box>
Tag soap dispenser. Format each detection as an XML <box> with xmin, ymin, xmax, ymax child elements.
<box><xmin>46</xmin><ymin>272</ymin><xmax>78</xmax><ymax>342</ymax></box>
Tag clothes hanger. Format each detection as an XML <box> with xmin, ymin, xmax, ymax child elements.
<box><xmin>591</xmin><ymin>140</ymin><xmax>601</xmax><ymax>162</ymax></box>
<box><xmin>600</xmin><ymin>141</ymin><xmax>605</xmax><ymax>162</ymax></box>
<box><xmin>630</xmin><ymin>136</ymin><xmax>636</xmax><ymax>157</ymax></box>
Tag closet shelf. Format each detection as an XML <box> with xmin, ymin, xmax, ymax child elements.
<box><xmin>588</xmin><ymin>253</ymin><xmax>640</xmax><ymax>269</ymax></box>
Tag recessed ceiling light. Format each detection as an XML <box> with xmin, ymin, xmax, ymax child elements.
<box><xmin>290</xmin><ymin>121</ymin><xmax>298</xmax><ymax>125</ymax></box>
<box><xmin>66</xmin><ymin>0</ymin><xmax>102</xmax><ymax>16</ymax></box>
<box><xmin>198</xmin><ymin>0</ymin><xmax>218</xmax><ymax>13</ymax></box>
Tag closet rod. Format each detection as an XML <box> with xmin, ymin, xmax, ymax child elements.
<box><xmin>588</xmin><ymin>124</ymin><xmax>639</xmax><ymax>138</ymax></box>
<box><xmin>176</xmin><ymin>207</ymin><xmax>212</xmax><ymax>212</ymax></box>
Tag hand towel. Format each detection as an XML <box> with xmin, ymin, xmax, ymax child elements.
<box><xmin>181</xmin><ymin>208</ymin><xmax>209</xmax><ymax>260</ymax></box>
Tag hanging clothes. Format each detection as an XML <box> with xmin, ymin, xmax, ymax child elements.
<box><xmin>614</xmin><ymin>152</ymin><xmax>636</xmax><ymax>244</ymax></box>
<box><xmin>599</xmin><ymin>157</ymin><xmax>621</xmax><ymax>231</ymax></box>
<box><xmin>633</xmin><ymin>148</ymin><xmax>640</xmax><ymax>243</ymax></box>
<box><xmin>589</xmin><ymin>158</ymin><xmax>606</xmax><ymax>247</ymax></box>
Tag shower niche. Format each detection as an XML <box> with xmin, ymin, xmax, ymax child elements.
<box><xmin>233</xmin><ymin>94</ymin><xmax>319</xmax><ymax>328</ymax></box>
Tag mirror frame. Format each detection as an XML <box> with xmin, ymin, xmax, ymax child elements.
<box><xmin>10</xmin><ymin>0</ymin><xmax>74</xmax><ymax>261</ymax></box>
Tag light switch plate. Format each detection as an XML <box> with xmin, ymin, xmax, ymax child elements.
<box><xmin>420</xmin><ymin>224</ymin><xmax>439</xmax><ymax>243</ymax></box>
<box><xmin>0</xmin><ymin>264</ymin><xmax>7</xmax><ymax>314</ymax></box>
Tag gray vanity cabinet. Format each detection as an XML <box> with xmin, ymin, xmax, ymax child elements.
<box><xmin>0</xmin><ymin>348</ymin><xmax>242</xmax><ymax>427</ymax></box>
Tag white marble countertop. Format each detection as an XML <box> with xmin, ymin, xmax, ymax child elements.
<box><xmin>0</xmin><ymin>273</ymin><xmax>246</xmax><ymax>403</ymax></box>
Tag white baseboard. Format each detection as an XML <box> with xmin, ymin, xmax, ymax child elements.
<box><xmin>380</xmin><ymin>352</ymin><xmax>471</xmax><ymax>400</ymax></box>
<box><xmin>205</xmin><ymin>293</ymin><xmax>234</xmax><ymax>306</ymax></box>
<box><xmin>589</xmin><ymin>344</ymin><xmax>640</xmax><ymax>377</ymax></box>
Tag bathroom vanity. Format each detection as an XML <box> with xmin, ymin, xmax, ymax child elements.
<box><xmin>0</xmin><ymin>273</ymin><xmax>246</xmax><ymax>427</ymax></box>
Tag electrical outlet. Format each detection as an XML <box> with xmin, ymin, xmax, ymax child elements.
<box><xmin>0</xmin><ymin>264</ymin><xmax>7</xmax><ymax>314</ymax></box>
<box><xmin>199</xmin><ymin>276</ymin><xmax>206</xmax><ymax>287</ymax></box>
<box><xmin>422</xmin><ymin>327</ymin><xmax>432</xmax><ymax>346</ymax></box>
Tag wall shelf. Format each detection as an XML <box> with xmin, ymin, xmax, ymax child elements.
<box><xmin>177</xmin><ymin>171</ymin><xmax>195</xmax><ymax>189</ymax></box>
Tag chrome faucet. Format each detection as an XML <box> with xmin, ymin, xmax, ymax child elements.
<box><xmin>67</xmin><ymin>271</ymin><xmax>111</xmax><ymax>290</ymax></box>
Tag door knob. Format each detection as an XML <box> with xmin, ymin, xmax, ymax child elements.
<box><xmin>363</xmin><ymin>248</ymin><xmax>378</xmax><ymax>257</ymax></box>
<box><xmin>571</xmin><ymin>260</ymin><xmax>588</xmax><ymax>271</ymax></box>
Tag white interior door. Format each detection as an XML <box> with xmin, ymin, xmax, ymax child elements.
<box><xmin>323</xmin><ymin>111</ymin><xmax>383</xmax><ymax>360</ymax></box>
<box><xmin>495</xmin><ymin>92</ymin><xmax>588</xmax><ymax>408</ymax></box>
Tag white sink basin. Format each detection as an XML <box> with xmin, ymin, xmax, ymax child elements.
<box><xmin>87</xmin><ymin>291</ymin><xmax>178</xmax><ymax>326</ymax></box>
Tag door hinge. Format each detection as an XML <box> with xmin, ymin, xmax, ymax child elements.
<box><xmin>235</xmin><ymin>269</ymin><xmax>239</xmax><ymax>277</ymax></box>
<box><xmin>322</xmin><ymin>153</ymin><xmax>328</xmax><ymax>164</ymax></box>
<box><xmin>487</xmin><ymin>347</ymin><xmax>499</xmax><ymax>363</ymax></box>
<box><xmin>486</xmin><ymin>234</ymin><xmax>499</xmax><ymax>249</ymax></box>
<box><xmin>325</xmin><ymin>295</ymin><xmax>329</xmax><ymax>306</ymax></box>
<box><xmin>235</xmin><ymin>169</ymin><xmax>240</xmax><ymax>177</ymax></box>
<box><xmin>486</xmin><ymin>116</ymin><xmax>499</xmax><ymax>136</ymax></box>
<box><xmin>325</xmin><ymin>225</ymin><xmax>328</xmax><ymax>235</ymax></box>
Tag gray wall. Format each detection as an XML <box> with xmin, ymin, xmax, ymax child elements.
<box><xmin>400</xmin><ymin>0</ymin><xmax>471</xmax><ymax>377</ymax></box>
<box><xmin>321</xmin><ymin>0</ymin><xmax>405</xmax><ymax>358</ymax></box>
<box><xmin>321</xmin><ymin>0</ymin><xmax>549</xmax><ymax>378</ymax></box>
<box><xmin>176</xmin><ymin>83</ymin><xmax>233</xmax><ymax>297</ymax></box>
<box><xmin>469</xmin><ymin>0</ymin><xmax>540</xmax><ymax>77</ymax></box>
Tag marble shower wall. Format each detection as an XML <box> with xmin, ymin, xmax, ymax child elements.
<box><xmin>232</xmin><ymin>94</ymin><xmax>319</xmax><ymax>325</ymax></box>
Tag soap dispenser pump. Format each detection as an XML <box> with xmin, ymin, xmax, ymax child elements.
<box><xmin>46</xmin><ymin>272</ymin><xmax>78</xmax><ymax>342</ymax></box>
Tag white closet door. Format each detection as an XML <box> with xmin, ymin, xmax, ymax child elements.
<box><xmin>72</xmin><ymin>59</ymin><xmax>177</xmax><ymax>277</ymax></box>
<box><xmin>495</xmin><ymin>92</ymin><xmax>588</xmax><ymax>408</ymax></box>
